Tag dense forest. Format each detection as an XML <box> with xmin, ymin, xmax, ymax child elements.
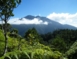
<box><xmin>0</xmin><ymin>23</ymin><xmax>77</xmax><ymax>59</ymax></box>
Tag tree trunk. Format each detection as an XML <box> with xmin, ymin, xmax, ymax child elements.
<box><xmin>3</xmin><ymin>15</ymin><xmax>8</xmax><ymax>55</ymax></box>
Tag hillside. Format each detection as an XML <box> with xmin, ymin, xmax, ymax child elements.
<box><xmin>11</xmin><ymin>15</ymin><xmax>77</xmax><ymax>36</ymax></box>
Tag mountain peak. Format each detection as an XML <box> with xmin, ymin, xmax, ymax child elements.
<box><xmin>24</xmin><ymin>15</ymin><xmax>35</xmax><ymax>20</ymax></box>
<box><xmin>35</xmin><ymin>15</ymin><xmax>40</xmax><ymax>18</ymax></box>
<box><xmin>11</xmin><ymin>15</ymin><xmax>77</xmax><ymax>36</ymax></box>
<box><xmin>24</xmin><ymin>15</ymin><xmax>43</xmax><ymax>19</ymax></box>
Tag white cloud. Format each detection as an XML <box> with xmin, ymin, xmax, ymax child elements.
<box><xmin>0</xmin><ymin>21</ymin><xmax>2</xmax><ymax>24</ymax></box>
<box><xmin>1</xmin><ymin>12</ymin><xmax>77</xmax><ymax>27</ymax></box>
<box><xmin>47</xmin><ymin>12</ymin><xmax>77</xmax><ymax>27</ymax></box>
<box><xmin>8</xmin><ymin>18</ymin><xmax>48</xmax><ymax>25</ymax></box>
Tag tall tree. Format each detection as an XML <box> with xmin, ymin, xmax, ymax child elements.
<box><xmin>24</xmin><ymin>28</ymin><xmax>42</xmax><ymax>44</ymax></box>
<box><xmin>0</xmin><ymin>0</ymin><xmax>21</xmax><ymax>55</ymax></box>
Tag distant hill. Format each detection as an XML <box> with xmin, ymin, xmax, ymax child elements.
<box><xmin>11</xmin><ymin>15</ymin><xmax>77</xmax><ymax>36</ymax></box>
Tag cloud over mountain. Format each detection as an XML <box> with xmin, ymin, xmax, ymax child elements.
<box><xmin>8</xmin><ymin>18</ymin><xmax>48</xmax><ymax>25</ymax></box>
<box><xmin>2</xmin><ymin>14</ymin><xmax>76</xmax><ymax>36</ymax></box>
<box><xmin>47</xmin><ymin>12</ymin><xmax>77</xmax><ymax>27</ymax></box>
<box><xmin>1</xmin><ymin>12</ymin><xmax>77</xmax><ymax>27</ymax></box>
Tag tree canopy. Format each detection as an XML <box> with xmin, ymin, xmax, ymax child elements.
<box><xmin>0</xmin><ymin>0</ymin><xmax>21</xmax><ymax>55</ymax></box>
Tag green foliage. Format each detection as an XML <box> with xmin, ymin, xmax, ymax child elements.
<box><xmin>10</xmin><ymin>29</ymin><xmax>18</xmax><ymax>34</ymax></box>
<box><xmin>0</xmin><ymin>30</ymin><xmax>5</xmax><ymax>56</ymax></box>
<box><xmin>0</xmin><ymin>0</ymin><xmax>21</xmax><ymax>17</ymax></box>
<box><xmin>1</xmin><ymin>28</ymin><xmax>77</xmax><ymax>59</ymax></box>
<box><xmin>50</xmin><ymin>36</ymin><xmax>67</xmax><ymax>53</ymax></box>
<box><xmin>0</xmin><ymin>47</ymin><xmax>62</xmax><ymax>59</ymax></box>
<box><xmin>0</xmin><ymin>29</ymin><xmax>62</xmax><ymax>59</ymax></box>
<box><xmin>41</xmin><ymin>29</ymin><xmax>77</xmax><ymax>53</ymax></box>
<box><xmin>24</xmin><ymin>28</ymin><xmax>42</xmax><ymax>44</ymax></box>
<box><xmin>0</xmin><ymin>23</ymin><xmax>12</xmax><ymax>32</ymax></box>
<box><xmin>65</xmin><ymin>41</ymin><xmax>77</xmax><ymax>59</ymax></box>
<box><xmin>9</xmin><ymin>29</ymin><xmax>19</xmax><ymax>38</ymax></box>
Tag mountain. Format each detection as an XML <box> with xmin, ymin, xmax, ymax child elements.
<box><xmin>11</xmin><ymin>15</ymin><xmax>77</xmax><ymax>36</ymax></box>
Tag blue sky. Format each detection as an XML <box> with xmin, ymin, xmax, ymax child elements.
<box><xmin>8</xmin><ymin>0</ymin><xmax>77</xmax><ymax>27</ymax></box>
<box><xmin>13</xmin><ymin>0</ymin><xmax>77</xmax><ymax>18</ymax></box>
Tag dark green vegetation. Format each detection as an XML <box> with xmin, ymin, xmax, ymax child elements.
<box><xmin>0</xmin><ymin>25</ymin><xmax>77</xmax><ymax>59</ymax></box>
<box><xmin>41</xmin><ymin>29</ymin><xmax>77</xmax><ymax>59</ymax></box>
<box><xmin>0</xmin><ymin>28</ymin><xmax>62</xmax><ymax>59</ymax></box>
